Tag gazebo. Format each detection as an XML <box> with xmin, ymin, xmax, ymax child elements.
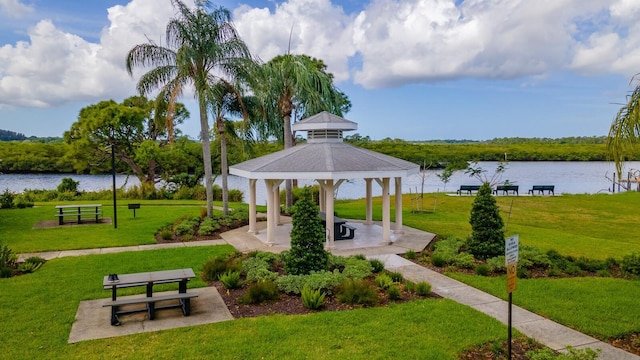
<box><xmin>229</xmin><ymin>111</ymin><xmax>420</xmax><ymax>249</ymax></box>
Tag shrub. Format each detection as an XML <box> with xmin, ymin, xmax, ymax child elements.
<box><xmin>327</xmin><ymin>254</ymin><xmax>347</xmax><ymax>272</ymax></box>
<box><xmin>375</xmin><ymin>274</ymin><xmax>394</xmax><ymax>289</ymax></box>
<box><xmin>517</xmin><ymin>267</ymin><xmax>530</xmax><ymax>279</ymax></box>
<box><xmin>519</xmin><ymin>246</ymin><xmax>552</xmax><ymax>269</ymax></box>
<box><xmin>57</xmin><ymin>177</ymin><xmax>79</xmax><ymax>194</ymax></box>
<box><xmin>387</xmin><ymin>285</ymin><xmax>402</xmax><ymax>300</ymax></box>
<box><xmin>431</xmin><ymin>254</ymin><xmax>446</xmax><ymax>267</ymax></box>
<box><xmin>432</xmin><ymin>237</ymin><xmax>465</xmax><ymax>264</ymax></box>
<box><xmin>57</xmin><ymin>191</ymin><xmax>77</xmax><ymax>201</ymax></box>
<box><xmin>219</xmin><ymin>271</ymin><xmax>241</xmax><ymax>289</ymax></box>
<box><xmin>341</xmin><ymin>256</ymin><xmax>373</xmax><ymax>280</ymax></box>
<box><xmin>621</xmin><ymin>253</ymin><xmax>640</xmax><ymax>276</ymax></box>
<box><xmin>0</xmin><ymin>189</ymin><xmax>15</xmax><ymax>209</ymax></box>
<box><xmin>388</xmin><ymin>271</ymin><xmax>403</xmax><ymax>283</ymax></box>
<box><xmin>201</xmin><ymin>255</ymin><xmax>240</xmax><ymax>281</ymax></box>
<box><xmin>415</xmin><ymin>281</ymin><xmax>432</xmax><ymax>296</ymax></box>
<box><xmin>404</xmin><ymin>250</ymin><xmax>416</xmax><ymax>260</ymax></box>
<box><xmin>467</xmin><ymin>182</ymin><xmax>505</xmax><ymax>259</ymax></box>
<box><xmin>174</xmin><ymin>216</ymin><xmax>199</xmax><ymax>236</ymax></box>
<box><xmin>302</xmin><ymin>271</ymin><xmax>345</xmax><ymax>295</ymax></box>
<box><xmin>17</xmin><ymin>262</ymin><xmax>41</xmax><ymax>273</ymax></box>
<box><xmin>160</xmin><ymin>228</ymin><xmax>173</xmax><ymax>241</ymax></box>
<box><xmin>198</xmin><ymin>217</ymin><xmax>220</xmax><ymax>235</ymax></box>
<box><xmin>0</xmin><ymin>242</ymin><xmax>17</xmax><ymax>271</ymax></box>
<box><xmin>301</xmin><ymin>285</ymin><xmax>326</xmax><ymax>310</ymax></box>
<box><xmin>13</xmin><ymin>195</ymin><xmax>33</xmax><ymax>208</ymax></box>
<box><xmin>527</xmin><ymin>347</ymin><xmax>600</xmax><ymax>360</ymax></box>
<box><xmin>337</xmin><ymin>279</ymin><xmax>378</xmax><ymax>306</ymax></box>
<box><xmin>486</xmin><ymin>256</ymin><xmax>506</xmax><ymax>273</ymax></box>
<box><xmin>245</xmin><ymin>267</ymin><xmax>278</xmax><ymax>283</ymax></box>
<box><xmin>574</xmin><ymin>256</ymin><xmax>606</xmax><ymax>272</ymax></box>
<box><xmin>404</xmin><ymin>280</ymin><xmax>416</xmax><ymax>293</ymax></box>
<box><xmin>369</xmin><ymin>259</ymin><xmax>385</xmax><ymax>273</ymax></box>
<box><xmin>454</xmin><ymin>253</ymin><xmax>476</xmax><ymax>269</ymax></box>
<box><xmin>284</xmin><ymin>188</ymin><xmax>329</xmax><ymax>275</ymax></box>
<box><xmin>239</xmin><ymin>280</ymin><xmax>279</xmax><ymax>304</ymax></box>
<box><xmin>24</xmin><ymin>256</ymin><xmax>45</xmax><ymax>266</ymax></box>
<box><xmin>475</xmin><ymin>264</ymin><xmax>490</xmax><ymax>276</ymax></box>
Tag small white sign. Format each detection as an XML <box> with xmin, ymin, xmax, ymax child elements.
<box><xmin>505</xmin><ymin>235</ymin><xmax>519</xmax><ymax>265</ymax></box>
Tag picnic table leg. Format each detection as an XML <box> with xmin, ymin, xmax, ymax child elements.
<box><xmin>111</xmin><ymin>306</ymin><xmax>121</xmax><ymax>326</ymax></box>
<box><xmin>95</xmin><ymin>206</ymin><xmax>99</xmax><ymax>223</ymax></box>
<box><xmin>58</xmin><ymin>208</ymin><xmax>63</xmax><ymax>225</ymax></box>
<box><xmin>179</xmin><ymin>280</ymin><xmax>187</xmax><ymax>293</ymax></box>
<box><xmin>146</xmin><ymin>282</ymin><xmax>153</xmax><ymax>297</ymax></box>
<box><xmin>77</xmin><ymin>206</ymin><xmax>81</xmax><ymax>224</ymax></box>
<box><xmin>181</xmin><ymin>298</ymin><xmax>191</xmax><ymax>316</ymax></box>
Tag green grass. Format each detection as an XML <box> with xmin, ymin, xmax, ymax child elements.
<box><xmin>335</xmin><ymin>191</ymin><xmax>640</xmax><ymax>259</ymax></box>
<box><xmin>448</xmin><ymin>273</ymin><xmax>640</xmax><ymax>340</ymax></box>
<box><xmin>0</xmin><ymin>202</ymin><xmax>207</xmax><ymax>253</ymax></box>
<box><xmin>0</xmin><ymin>246</ymin><xmax>508</xmax><ymax>359</ymax></box>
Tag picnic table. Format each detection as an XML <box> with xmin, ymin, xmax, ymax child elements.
<box><xmin>102</xmin><ymin>268</ymin><xmax>198</xmax><ymax>326</ymax></box>
<box><xmin>319</xmin><ymin>212</ymin><xmax>356</xmax><ymax>240</ymax></box>
<box><xmin>55</xmin><ymin>204</ymin><xmax>102</xmax><ymax>225</ymax></box>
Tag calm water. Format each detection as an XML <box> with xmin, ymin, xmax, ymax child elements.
<box><xmin>1</xmin><ymin>161</ymin><xmax>639</xmax><ymax>205</ymax></box>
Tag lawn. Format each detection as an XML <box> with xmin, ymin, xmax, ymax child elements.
<box><xmin>335</xmin><ymin>191</ymin><xmax>640</xmax><ymax>260</ymax></box>
<box><xmin>2</xmin><ymin>193</ymin><xmax>640</xmax><ymax>358</ymax></box>
<box><xmin>2</xmin><ymin>201</ymin><xmax>209</xmax><ymax>253</ymax></box>
<box><xmin>0</xmin><ymin>246</ymin><xmax>509</xmax><ymax>359</ymax></box>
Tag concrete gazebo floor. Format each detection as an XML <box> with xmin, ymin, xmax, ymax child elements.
<box><xmin>221</xmin><ymin>216</ymin><xmax>436</xmax><ymax>257</ymax></box>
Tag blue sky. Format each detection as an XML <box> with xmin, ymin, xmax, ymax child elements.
<box><xmin>0</xmin><ymin>0</ymin><xmax>639</xmax><ymax>141</ymax></box>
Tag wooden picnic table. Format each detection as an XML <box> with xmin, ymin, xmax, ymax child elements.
<box><xmin>55</xmin><ymin>204</ymin><xmax>102</xmax><ymax>225</ymax></box>
<box><xmin>102</xmin><ymin>268</ymin><xmax>197</xmax><ymax>326</ymax></box>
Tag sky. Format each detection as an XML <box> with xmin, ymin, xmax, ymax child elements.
<box><xmin>0</xmin><ymin>0</ymin><xmax>639</xmax><ymax>141</ymax></box>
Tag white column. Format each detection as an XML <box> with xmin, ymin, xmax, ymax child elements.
<box><xmin>274</xmin><ymin>182</ymin><xmax>281</xmax><ymax>225</ymax></box>
<box><xmin>382</xmin><ymin>177</ymin><xmax>391</xmax><ymax>244</ymax></box>
<box><xmin>265</xmin><ymin>179</ymin><xmax>275</xmax><ymax>246</ymax></box>
<box><xmin>394</xmin><ymin>177</ymin><xmax>403</xmax><ymax>234</ymax></box>
<box><xmin>248</xmin><ymin>179</ymin><xmax>258</xmax><ymax>234</ymax></box>
<box><xmin>319</xmin><ymin>185</ymin><xmax>325</xmax><ymax>213</ymax></box>
<box><xmin>365</xmin><ymin>178</ymin><xmax>373</xmax><ymax>225</ymax></box>
<box><xmin>325</xmin><ymin>179</ymin><xmax>335</xmax><ymax>249</ymax></box>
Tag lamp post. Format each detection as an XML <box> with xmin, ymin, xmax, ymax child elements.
<box><xmin>111</xmin><ymin>142</ymin><xmax>117</xmax><ymax>229</ymax></box>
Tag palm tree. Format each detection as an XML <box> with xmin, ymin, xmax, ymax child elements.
<box><xmin>126</xmin><ymin>0</ymin><xmax>251</xmax><ymax>217</ymax></box>
<box><xmin>607</xmin><ymin>74</ymin><xmax>640</xmax><ymax>181</ymax></box>
<box><xmin>253</xmin><ymin>54</ymin><xmax>351</xmax><ymax>208</ymax></box>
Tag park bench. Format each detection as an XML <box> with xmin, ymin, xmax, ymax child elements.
<box><xmin>102</xmin><ymin>268</ymin><xmax>197</xmax><ymax>326</ymax></box>
<box><xmin>528</xmin><ymin>185</ymin><xmax>555</xmax><ymax>195</ymax></box>
<box><xmin>54</xmin><ymin>204</ymin><xmax>102</xmax><ymax>225</ymax></box>
<box><xmin>493</xmin><ymin>185</ymin><xmax>519</xmax><ymax>195</ymax></box>
<box><xmin>456</xmin><ymin>185</ymin><xmax>481</xmax><ymax>195</ymax></box>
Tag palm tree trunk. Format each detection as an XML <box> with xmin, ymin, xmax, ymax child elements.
<box><xmin>283</xmin><ymin>113</ymin><xmax>293</xmax><ymax>209</ymax></box>
<box><xmin>199</xmin><ymin>98</ymin><xmax>214</xmax><ymax>218</ymax></box>
<box><xmin>218</xmin><ymin>119</ymin><xmax>229</xmax><ymax>216</ymax></box>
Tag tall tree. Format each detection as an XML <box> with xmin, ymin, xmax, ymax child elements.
<box><xmin>607</xmin><ymin>74</ymin><xmax>640</xmax><ymax>179</ymax></box>
<box><xmin>126</xmin><ymin>0</ymin><xmax>251</xmax><ymax>217</ymax></box>
<box><xmin>253</xmin><ymin>54</ymin><xmax>351</xmax><ymax>208</ymax></box>
<box><xmin>64</xmin><ymin>96</ymin><xmax>190</xmax><ymax>188</ymax></box>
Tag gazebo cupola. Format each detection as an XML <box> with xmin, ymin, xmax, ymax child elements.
<box><xmin>293</xmin><ymin>111</ymin><xmax>357</xmax><ymax>143</ymax></box>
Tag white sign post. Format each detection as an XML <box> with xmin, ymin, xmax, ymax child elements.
<box><xmin>505</xmin><ymin>234</ymin><xmax>519</xmax><ymax>360</ymax></box>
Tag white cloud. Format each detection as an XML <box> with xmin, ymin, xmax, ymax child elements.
<box><xmin>0</xmin><ymin>0</ymin><xmax>33</xmax><ymax>18</ymax></box>
<box><xmin>233</xmin><ymin>0</ymin><xmax>356</xmax><ymax>82</ymax></box>
<box><xmin>0</xmin><ymin>0</ymin><xmax>174</xmax><ymax>109</ymax></box>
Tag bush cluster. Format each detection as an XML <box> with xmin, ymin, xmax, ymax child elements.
<box><xmin>0</xmin><ymin>242</ymin><xmax>45</xmax><ymax>278</ymax></box>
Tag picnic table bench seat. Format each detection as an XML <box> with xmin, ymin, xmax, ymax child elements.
<box><xmin>102</xmin><ymin>292</ymin><xmax>198</xmax><ymax>325</ymax></box>
<box><xmin>528</xmin><ymin>185</ymin><xmax>555</xmax><ymax>195</ymax></box>
<box><xmin>456</xmin><ymin>185</ymin><xmax>481</xmax><ymax>195</ymax></box>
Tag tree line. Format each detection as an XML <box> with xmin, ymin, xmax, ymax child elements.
<box><xmin>1</xmin><ymin>136</ymin><xmax>634</xmax><ymax>175</ymax></box>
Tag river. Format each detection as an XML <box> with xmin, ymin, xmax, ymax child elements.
<box><xmin>1</xmin><ymin>161</ymin><xmax>639</xmax><ymax>205</ymax></box>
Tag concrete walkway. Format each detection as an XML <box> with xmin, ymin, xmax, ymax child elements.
<box><xmin>19</xmin><ymin>223</ymin><xmax>639</xmax><ymax>359</ymax></box>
